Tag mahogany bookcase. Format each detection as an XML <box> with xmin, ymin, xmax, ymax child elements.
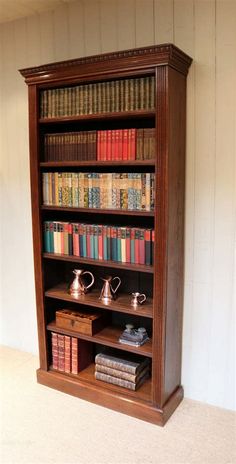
<box><xmin>20</xmin><ymin>44</ymin><xmax>192</xmax><ymax>426</ymax></box>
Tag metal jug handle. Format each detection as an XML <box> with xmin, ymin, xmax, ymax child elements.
<box><xmin>111</xmin><ymin>276</ymin><xmax>121</xmax><ymax>294</ymax></box>
<box><xmin>138</xmin><ymin>293</ymin><xmax>146</xmax><ymax>304</ymax></box>
<box><xmin>82</xmin><ymin>271</ymin><xmax>94</xmax><ymax>290</ymax></box>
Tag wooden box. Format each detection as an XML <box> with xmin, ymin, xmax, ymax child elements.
<box><xmin>56</xmin><ymin>309</ymin><xmax>104</xmax><ymax>335</ymax></box>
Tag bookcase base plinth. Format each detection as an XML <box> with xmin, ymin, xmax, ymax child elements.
<box><xmin>36</xmin><ymin>368</ymin><xmax>183</xmax><ymax>426</ymax></box>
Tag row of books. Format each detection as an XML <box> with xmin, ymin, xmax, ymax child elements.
<box><xmin>44</xmin><ymin>128</ymin><xmax>155</xmax><ymax>162</ymax></box>
<box><xmin>42</xmin><ymin>172</ymin><xmax>155</xmax><ymax>211</ymax></box>
<box><xmin>43</xmin><ymin>222</ymin><xmax>154</xmax><ymax>265</ymax></box>
<box><xmin>40</xmin><ymin>76</ymin><xmax>155</xmax><ymax>118</ymax></box>
<box><xmin>95</xmin><ymin>352</ymin><xmax>150</xmax><ymax>391</ymax></box>
<box><xmin>51</xmin><ymin>332</ymin><xmax>93</xmax><ymax>374</ymax></box>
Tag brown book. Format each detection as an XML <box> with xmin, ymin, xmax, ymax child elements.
<box><xmin>71</xmin><ymin>337</ymin><xmax>78</xmax><ymax>374</ymax></box>
<box><xmin>95</xmin><ymin>352</ymin><xmax>149</xmax><ymax>375</ymax></box>
<box><xmin>95</xmin><ymin>370</ymin><xmax>149</xmax><ymax>391</ymax></box>
<box><xmin>64</xmin><ymin>335</ymin><xmax>71</xmax><ymax>373</ymax></box>
<box><xmin>95</xmin><ymin>364</ymin><xmax>150</xmax><ymax>383</ymax></box>
<box><xmin>51</xmin><ymin>332</ymin><xmax>58</xmax><ymax>370</ymax></box>
<box><xmin>58</xmin><ymin>334</ymin><xmax>65</xmax><ymax>372</ymax></box>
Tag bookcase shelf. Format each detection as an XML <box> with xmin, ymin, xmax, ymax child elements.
<box><xmin>43</xmin><ymin>253</ymin><xmax>154</xmax><ymax>273</ymax></box>
<box><xmin>45</xmin><ymin>283</ymin><xmax>153</xmax><ymax>318</ymax></box>
<box><xmin>20</xmin><ymin>43</ymin><xmax>192</xmax><ymax>426</ymax></box>
<box><xmin>41</xmin><ymin>205</ymin><xmax>155</xmax><ymax>217</ymax></box>
<box><xmin>39</xmin><ymin>110</ymin><xmax>156</xmax><ymax>125</ymax></box>
<box><xmin>47</xmin><ymin>322</ymin><xmax>153</xmax><ymax>358</ymax></box>
<box><xmin>40</xmin><ymin>160</ymin><xmax>156</xmax><ymax>168</ymax></box>
<box><xmin>48</xmin><ymin>363</ymin><xmax>152</xmax><ymax>403</ymax></box>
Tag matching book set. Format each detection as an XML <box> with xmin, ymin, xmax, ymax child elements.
<box><xmin>44</xmin><ymin>128</ymin><xmax>155</xmax><ymax>162</ymax></box>
<box><xmin>40</xmin><ymin>76</ymin><xmax>155</xmax><ymax>118</ymax></box>
<box><xmin>42</xmin><ymin>172</ymin><xmax>155</xmax><ymax>211</ymax></box>
<box><xmin>43</xmin><ymin>221</ymin><xmax>154</xmax><ymax>266</ymax></box>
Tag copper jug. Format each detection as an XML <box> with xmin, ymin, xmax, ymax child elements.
<box><xmin>99</xmin><ymin>275</ymin><xmax>121</xmax><ymax>304</ymax></box>
<box><xmin>69</xmin><ymin>269</ymin><xmax>94</xmax><ymax>297</ymax></box>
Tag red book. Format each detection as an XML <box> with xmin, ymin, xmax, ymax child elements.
<box><xmin>107</xmin><ymin>130</ymin><xmax>112</xmax><ymax>161</ymax></box>
<box><xmin>129</xmin><ymin>128</ymin><xmax>136</xmax><ymax>160</ymax></box>
<box><xmin>51</xmin><ymin>332</ymin><xmax>58</xmax><ymax>370</ymax></box>
<box><xmin>98</xmin><ymin>225</ymin><xmax>103</xmax><ymax>259</ymax></box>
<box><xmin>86</xmin><ymin>224</ymin><xmax>91</xmax><ymax>258</ymax></box>
<box><xmin>111</xmin><ymin>130</ymin><xmax>116</xmax><ymax>160</ymax></box>
<box><xmin>102</xmin><ymin>130</ymin><xmax>107</xmax><ymax>161</ymax></box>
<box><xmin>71</xmin><ymin>337</ymin><xmax>78</xmax><ymax>374</ymax></box>
<box><xmin>134</xmin><ymin>228</ymin><xmax>140</xmax><ymax>264</ymax></box>
<box><xmin>125</xmin><ymin>227</ymin><xmax>131</xmax><ymax>263</ymax></box>
<box><xmin>117</xmin><ymin>130</ymin><xmax>123</xmax><ymax>161</ymax></box>
<box><xmin>64</xmin><ymin>335</ymin><xmax>71</xmax><ymax>373</ymax></box>
<box><xmin>73</xmin><ymin>223</ymin><xmax>80</xmax><ymax>256</ymax></box>
<box><xmin>58</xmin><ymin>334</ymin><xmax>65</xmax><ymax>372</ymax></box>
<box><xmin>122</xmin><ymin>129</ymin><xmax>128</xmax><ymax>160</ymax></box>
<box><xmin>152</xmin><ymin>229</ymin><xmax>155</xmax><ymax>265</ymax></box>
<box><xmin>97</xmin><ymin>131</ymin><xmax>101</xmax><ymax>160</ymax></box>
<box><xmin>139</xmin><ymin>229</ymin><xmax>145</xmax><ymax>264</ymax></box>
<box><xmin>114</xmin><ymin>129</ymin><xmax>119</xmax><ymax>160</ymax></box>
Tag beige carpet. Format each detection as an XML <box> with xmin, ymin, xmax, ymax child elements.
<box><xmin>0</xmin><ymin>345</ymin><xmax>235</xmax><ymax>464</ymax></box>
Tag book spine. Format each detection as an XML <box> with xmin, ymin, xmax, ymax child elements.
<box><xmin>95</xmin><ymin>372</ymin><xmax>137</xmax><ymax>390</ymax></box>
<box><xmin>98</xmin><ymin>225</ymin><xmax>103</xmax><ymax>260</ymax></box>
<box><xmin>51</xmin><ymin>332</ymin><xmax>58</xmax><ymax>370</ymax></box>
<box><xmin>125</xmin><ymin>227</ymin><xmax>131</xmax><ymax>263</ymax></box>
<box><xmin>64</xmin><ymin>336</ymin><xmax>71</xmax><ymax>373</ymax></box>
<box><xmin>71</xmin><ymin>337</ymin><xmax>78</xmax><ymax>374</ymax></box>
<box><xmin>58</xmin><ymin>334</ymin><xmax>65</xmax><ymax>372</ymax></box>
<box><xmin>139</xmin><ymin>229</ymin><xmax>145</xmax><ymax>265</ymax></box>
<box><xmin>121</xmin><ymin>228</ymin><xmax>126</xmax><ymax>263</ymax></box>
<box><xmin>152</xmin><ymin>229</ymin><xmax>155</xmax><ymax>265</ymax></box>
<box><xmin>145</xmin><ymin>229</ymin><xmax>151</xmax><ymax>266</ymax></box>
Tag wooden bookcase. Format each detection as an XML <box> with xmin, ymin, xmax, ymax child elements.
<box><xmin>20</xmin><ymin>44</ymin><xmax>192</xmax><ymax>426</ymax></box>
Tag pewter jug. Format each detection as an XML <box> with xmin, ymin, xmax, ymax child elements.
<box><xmin>69</xmin><ymin>269</ymin><xmax>94</xmax><ymax>297</ymax></box>
<box><xmin>131</xmin><ymin>292</ymin><xmax>146</xmax><ymax>306</ymax></box>
<box><xmin>99</xmin><ymin>275</ymin><xmax>121</xmax><ymax>303</ymax></box>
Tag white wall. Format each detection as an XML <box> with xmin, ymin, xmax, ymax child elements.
<box><xmin>0</xmin><ymin>0</ymin><xmax>235</xmax><ymax>411</ymax></box>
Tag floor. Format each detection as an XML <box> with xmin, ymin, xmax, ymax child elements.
<box><xmin>0</xmin><ymin>345</ymin><xmax>235</xmax><ymax>464</ymax></box>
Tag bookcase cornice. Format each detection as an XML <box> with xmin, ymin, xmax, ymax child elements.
<box><xmin>19</xmin><ymin>44</ymin><xmax>192</xmax><ymax>85</ymax></box>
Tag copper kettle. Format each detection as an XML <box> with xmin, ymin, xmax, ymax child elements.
<box><xmin>69</xmin><ymin>269</ymin><xmax>94</xmax><ymax>297</ymax></box>
<box><xmin>99</xmin><ymin>275</ymin><xmax>121</xmax><ymax>304</ymax></box>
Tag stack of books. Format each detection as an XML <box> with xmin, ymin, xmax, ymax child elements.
<box><xmin>43</xmin><ymin>221</ymin><xmax>154</xmax><ymax>265</ymax></box>
<box><xmin>42</xmin><ymin>172</ymin><xmax>155</xmax><ymax>211</ymax></box>
<box><xmin>51</xmin><ymin>332</ymin><xmax>92</xmax><ymax>374</ymax></box>
<box><xmin>95</xmin><ymin>352</ymin><xmax>150</xmax><ymax>391</ymax></box>
<box><xmin>40</xmin><ymin>76</ymin><xmax>155</xmax><ymax>118</ymax></box>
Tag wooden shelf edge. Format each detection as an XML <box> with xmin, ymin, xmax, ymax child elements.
<box><xmin>39</xmin><ymin>110</ymin><xmax>156</xmax><ymax>124</ymax></box>
<box><xmin>41</xmin><ymin>205</ymin><xmax>155</xmax><ymax>216</ymax></box>
<box><xmin>40</xmin><ymin>160</ymin><xmax>156</xmax><ymax>167</ymax></box>
<box><xmin>37</xmin><ymin>368</ymin><xmax>184</xmax><ymax>426</ymax></box>
<box><xmin>47</xmin><ymin>322</ymin><xmax>153</xmax><ymax>358</ymax></box>
<box><xmin>43</xmin><ymin>253</ymin><xmax>154</xmax><ymax>273</ymax></box>
<box><xmin>45</xmin><ymin>284</ymin><xmax>153</xmax><ymax>318</ymax></box>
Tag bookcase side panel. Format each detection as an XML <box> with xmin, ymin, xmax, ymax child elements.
<box><xmin>28</xmin><ymin>84</ymin><xmax>48</xmax><ymax>370</ymax></box>
<box><xmin>152</xmin><ymin>65</ymin><xmax>169</xmax><ymax>407</ymax></box>
<box><xmin>163</xmin><ymin>67</ymin><xmax>187</xmax><ymax>403</ymax></box>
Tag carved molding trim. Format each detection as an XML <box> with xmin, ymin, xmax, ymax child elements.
<box><xmin>19</xmin><ymin>44</ymin><xmax>192</xmax><ymax>81</ymax></box>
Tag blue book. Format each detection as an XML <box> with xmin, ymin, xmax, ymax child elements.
<box><xmin>82</xmin><ymin>224</ymin><xmax>87</xmax><ymax>257</ymax></box>
<box><xmin>131</xmin><ymin>228</ymin><xmax>135</xmax><ymax>264</ymax></box>
<box><xmin>90</xmin><ymin>225</ymin><xmax>95</xmax><ymax>259</ymax></box>
<box><xmin>103</xmin><ymin>226</ymin><xmax>108</xmax><ymax>260</ymax></box>
<box><xmin>111</xmin><ymin>227</ymin><xmax>117</xmax><ymax>261</ymax></box>
<box><xmin>94</xmin><ymin>225</ymin><xmax>98</xmax><ymax>259</ymax></box>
